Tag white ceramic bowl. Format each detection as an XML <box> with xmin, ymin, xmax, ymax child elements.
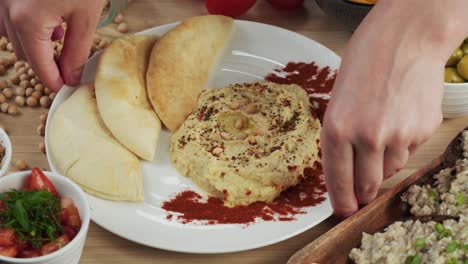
<box><xmin>443</xmin><ymin>82</ymin><xmax>468</xmax><ymax>118</ymax></box>
<box><xmin>0</xmin><ymin>128</ymin><xmax>12</xmax><ymax>177</ymax></box>
<box><xmin>0</xmin><ymin>171</ymin><xmax>90</xmax><ymax>264</ymax></box>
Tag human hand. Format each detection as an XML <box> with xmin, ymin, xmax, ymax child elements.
<box><xmin>321</xmin><ymin>0</ymin><xmax>467</xmax><ymax>217</ymax></box>
<box><xmin>0</xmin><ymin>0</ymin><xmax>107</xmax><ymax>91</ymax></box>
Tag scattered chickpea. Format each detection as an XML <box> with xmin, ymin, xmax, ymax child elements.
<box><xmin>14</xmin><ymin>61</ymin><xmax>25</xmax><ymax>70</ymax></box>
<box><xmin>44</xmin><ymin>87</ymin><xmax>51</xmax><ymax>95</ymax></box>
<box><xmin>0</xmin><ymin>80</ymin><xmax>6</xmax><ymax>89</ymax></box>
<box><xmin>19</xmin><ymin>73</ymin><xmax>29</xmax><ymax>81</ymax></box>
<box><xmin>117</xmin><ymin>22</ymin><xmax>129</xmax><ymax>33</ymax></box>
<box><xmin>3</xmin><ymin>88</ymin><xmax>13</xmax><ymax>99</ymax></box>
<box><xmin>32</xmin><ymin>91</ymin><xmax>42</xmax><ymax>100</ymax></box>
<box><xmin>26</xmin><ymin>96</ymin><xmax>38</xmax><ymax>107</ymax></box>
<box><xmin>39</xmin><ymin>112</ymin><xmax>48</xmax><ymax>123</ymax></box>
<box><xmin>9</xmin><ymin>74</ymin><xmax>20</xmax><ymax>85</ymax></box>
<box><xmin>25</xmin><ymin>87</ymin><xmax>34</xmax><ymax>97</ymax></box>
<box><xmin>15</xmin><ymin>160</ymin><xmax>28</xmax><ymax>171</ymax></box>
<box><xmin>16</xmin><ymin>67</ymin><xmax>27</xmax><ymax>75</ymax></box>
<box><xmin>6</xmin><ymin>42</ymin><xmax>13</xmax><ymax>52</ymax></box>
<box><xmin>39</xmin><ymin>96</ymin><xmax>51</xmax><ymax>108</ymax></box>
<box><xmin>30</xmin><ymin>78</ymin><xmax>37</xmax><ymax>86</ymax></box>
<box><xmin>39</xmin><ymin>141</ymin><xmax>46</xmax><ymax>154</ymax></box>
<box><xmin>19</xmin><ymin>80</ymin><xmax>29</xmax><ymax>89</ymax></box>
<box><xmin>113</xmin><ymin>14</ymin><xmax>125</xmax><ymax>24</ymax></box>
<box><xmin>234</xmin><ymin>118</ymin><xmax>244</xmax><ymax>130</ymax></box>
<box><xmin>15</xmin><ymin>96</ymin><xmax>25</xmax><ymax>107</ymax></box>
<box><xmin>14</xmin><ymin>87</ymin><xmax>25</xmax><ymax>96</ymax></box>
<box><xmin>0</xmin><ymin>94</ymin><xmax>6</xmax><ymax>104</ymax></box>
<box><xmin>7</xmin><ymin>105</ymin><xmax>18</xmax><ymax>115</ymax></box>
<box><xmin>37</xmin><ymin>123</ymin><xmax>45</xmax><ymax>136</ymax></box>
<box><xmin>244</xmin><ymin>103</ymin><xmax>259</xmax><ymax>115</ymax></box>
<box><xmin>27</xmin><ymin>68</ymin><xmax>35</xmax><ymax>77</ymax></box>
<box><xmin>7</xmin><ymin>54</ymin><xmax>17</xmax><ymax>64</ymax></box>
<box><xmin>49</xmin><ymin>93</ymin><xmax>56</xmax><ymax>101</ymax></box>
<box><xmin>0</xmin><ymin>102</ymin><xmax>8</xmax><ymax>113</ymax></box>
<box><xmin>34</xmin><ymin>84</ymin><xmax>44</xmax><ymax>93</ymax></box>
<box><xmin>24</xmin><ymin>63</ymin><xmax>30</xmax><ymax>69</ymax></box>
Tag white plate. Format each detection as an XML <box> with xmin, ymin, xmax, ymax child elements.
<box><xmin>46</xmin><ymin>20</ymin><xmax>341</xmax><ymax>254</ymax></box>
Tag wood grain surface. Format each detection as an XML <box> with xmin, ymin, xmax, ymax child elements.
<box><xmin>1</xmin><ymin>0</ymin><xmax>467</xmax><ymax>263</ymax></box>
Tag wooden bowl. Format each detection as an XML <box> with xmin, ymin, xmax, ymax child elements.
<box><xmin>315</xmin><ymin>0</ymin><xmax>374</xmax><ymax>31</ymax></box>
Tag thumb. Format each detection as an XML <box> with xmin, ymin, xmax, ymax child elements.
<box><xmin>59</xmin><ymin>7</ymin><xmax>103</xmax><ymax>86</ymax></box>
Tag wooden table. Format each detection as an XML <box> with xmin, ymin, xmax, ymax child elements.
<box><xmin>2</xmin><ymin>0</ymin><xmax>468</xmax><ymax>263</ymax></box>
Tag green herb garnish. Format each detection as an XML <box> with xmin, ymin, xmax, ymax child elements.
<box><xmin>405</xmin><ymin>255</ymin><xmax>421</xmax><ymax>264</ymax></box>
<box><xmin>446</xmin><ymin>241</ymin><xmax>458</xmax><ymax>253</ymax></box>
<box><xmin>448</xmin><ymin>257</ymin><xmax>458</xmax><ymax>264</ymax></box>
<box><xmin>456</xmin><ymin>193</ymin><xmax>466</xmax><ymax>206</ymax></box>
<box><xmin>435</xmin><ymin>223</ymin><xmax>445</xmax><ymax>233</ymax></box>
<box><xmin>427</xmin><ymin>189</ymin><xmax>438</xmax><ymax>199</ymax></box>
<box><xmin>464</xmin><ymin>243</ymin><xmax>468</xmax><ymax>250</ymax></box>
<box><xmin>0</xmin><ymin>190</ymin><xmax>62</xmax><ymax>248</ymax></box>
<box><xmin>414</xmin><ymin>238</ymin><xmax>425</xmax><ymax>248</ymax></box>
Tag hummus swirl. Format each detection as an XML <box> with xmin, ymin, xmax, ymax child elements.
<box><xmin>169</xmin><ymin>81</ymin><xmax>321</xmax><ymax>206</ymax></box>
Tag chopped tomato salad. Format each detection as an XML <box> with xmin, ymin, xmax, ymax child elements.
<box><xmin>0</xmin><ymin>168</ymin><xmax>81</xmax><ymax>258</ymax></box>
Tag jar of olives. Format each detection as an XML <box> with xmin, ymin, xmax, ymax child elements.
<box><xmin>445</xmin><ymin>37</ymin><xmax>468</xmax><ymax>83</ymax></box>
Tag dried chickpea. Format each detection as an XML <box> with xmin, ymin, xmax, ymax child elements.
<box><xmin>0</xmin><ymin>79</ymin><xmax>6</xmax><ymax>89</ymax></box>
<box><xmin>3</xmin><ymin>88</ymin><xmax>13</xmax><ymax>99</ymax></box>
<box><xmin>19</xmin><ymin>73</ymin><xmax>29</xmax><ymax>81</ymax></box>
<box><xmin>24</xmin><ymin>62</ymin><xmax>30</xmax><ymax>69</ymax></box>
<box><xmin>0</xmin><ymin>94</ymin><xmax>6</xmax><ymax>104</ymax></box>
<box><xmin>39</xmin><ymin>112</ymin><xmax>48</xmax><ymax>123</ymax></box>
<box><xmin>9</xmin><ymin>74</ymin><xmax>20</xmax><ymax>85</ymax></box>
<box><xmin>27</xmin><ymin>68</ymin><xmax>35</xmax><ymax>77</ymax></box>
<box><xmin>30</xmin><ymin>78</ymin><xmax>37</xmax><ymax>86</ymax></box>
<box><xmin>16</xmin><ymin>67</ymin><xmax>27</xmax><ymax>75</ymax></box>
<box><xmin>98</xmin><ymin>39</ymin><xmax>109</xmax><ymax>49</ymax></box>
<box><xmin>14</xmin><ymin>96</ymin><xmax>25</xmax><ymax>107</ymax></box>
<box><xmin>31</xmin><ymin>91</ymin><xmax>42</xmax><ymax>100</ymax></box>
<box><xmin>7</xmin><ymin>105</ymin><xmax>18</xmax><ymax>115</ymax></box>
<box><xmin>0</xmin><ymin>58</ymin><xmax>7</xmax><ymax>67</ymax></box>
<box><xmin>0</xmin><ymin>102</ymin><xmax>8</xmax><ymax>113</ymax></box>
<box><xmin>14</xmin><ymin>61</ymin><xmax>25</xmax><ymax>70</ymax></box>
<box><xmin>34</xmin><ymin>84</ymin><xmax>44</xmax><ymax>92</ymax></box>
<box><xmin>37</xmin><ymin>123</ymin><xmax>45</xmax><ymax>136</ymax></box>
<box><xmin>49</xmin><ymin>92</ymin><xmax>56</xmax><ymax>101</ymax></box>
<box><xmin>14</xmin><ymin>87</ymin><xmax>25</xmax><ymax>96</ymax></box>
<box><xmin>7</xmin><ymin>54</ymin><xmax>17</xmax><ymax>65</ymax></box>
<box><xmin>43</xmin><ymin>87</ymin><xmax>51</xmax><ymax>95</ymax></box>
<box><xmin>15</xmin><ymin>160</ymin><xmax>28</xmax><ymax>171</ymax></box>
<box><xmin>25</xmin><ymin>87</ymin><xmax>34</xmax><ymax>97</ymax></box>
<box><xmin>39</xmin><ymin>141</ymin><xmax>46</xmax><ymax>154</ymax></box>
<box><xmin>26</xmin><ymin>96</ymin><xmax>38</xmax><ymax>107</ymax></box>
<box><xmin>0</xmin><ymin>39</ymin><xmax>7</xmax><ymax>50</ymax></box>
<box><xmin>19</xmin><ymin>80</ymin><xmax>30</xmax><ymax>89</ymax></box>
<box><xmin>6</xmin><ymin>42</ymin><xmax>13</xmax><ymax>52</ymax></box>
<box><xmin>117</xmin><ymin>22</ymin><xmax>129</xmax><ymax>33</ymax></box>
<box><xmin>0</xmin><ymin>65</ymin><xmax>5</xmax><ymax>76</ymax></box>
<box><xmin>39</xmin><ymin>96</ymin><xmax>51</xmax><ymax>108</ymax></box>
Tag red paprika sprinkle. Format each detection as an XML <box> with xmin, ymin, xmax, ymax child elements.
<box><xmin>162</xmin><ymin>164</ymin><xmax>326</xmax><ymax>225</ymax></box>
<box><xmin>265</xmin><ymin>61</ymin><xmax>337</xmax><ymax>122</ymax></box>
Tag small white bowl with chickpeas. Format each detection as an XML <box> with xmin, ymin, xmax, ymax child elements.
<box><xmin>443</xmin><ymin>37</ymin><xmax>468</xmax><ymax>118</ymax></box>
<box><xmin>0</xmin><ymin>127</ymin><xmax>12</xmax><ymax>177</ymax></box>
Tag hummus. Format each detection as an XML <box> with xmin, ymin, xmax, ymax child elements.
<box><xmin>350</xmin><ymin>216</ymin><xmax>468</xmax><ymax>264</ymax></box>
<box><xmin>169</xmin><ymin>81</ymin><xmax>321</xmax><ymax>206</ymax></box>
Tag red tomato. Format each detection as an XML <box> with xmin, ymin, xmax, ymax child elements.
<box><xmin>60</xmin><ymin>197</ymin><xmax>81</xmax><ymax>230</ymax></box>
<box><xmin>0</xmin><ymin>246</ymin><xmax>18</xmax><ymax>257</ymax></box>
<box><xmin>27</xmin><ymin>168</ymin><xmax>58</xmax><ymax>196</ymax></box>
<box><xmin>0</xmin><ymin>228</ymin><xmax>16</xmax><ymax>247</ymax></box>
<box><xmin>267</xmin><ymin>0</ymin><xmax>305</xmax><ymax>10</ymax></box>
<box><xmin>205</xmin><ymin>0</ymin><xmax>257</xmax><ymax>18</ymax></box>
<box><xmin>63</xmin><ymin>226</ymin><xmax>77</xmax><ymax>240</ymax></box>
<box><xmin>59</xmin><ymin>208</ymin><xmax>69</xmax><ymax>225</ymax></box>
<box><xmin>40</xmin><ymin>234</ymin><xmax>70</xmax><ymax>256</ymax></box>
<box><xmin>17</xmin><ymin>248</ymin><xmax>41</xmax><ymax>258</ymax></box>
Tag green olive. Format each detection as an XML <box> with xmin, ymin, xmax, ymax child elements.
<box><xmin>457</xmin><ymin>55</ymin><xmax>468</xmax><ymax>80</ymax></box>
<box><xmin>461</xmin><ymin>44</ymin><xmax>468</xmax><ymax>55</ymax></box>
<box><xmin>445</xmin><ymin>67</ymin><xmax>465</xmax><ymax>83</ymax></box>
<box><xmin>447</xmin><ymin>48</ymin><xmax>464</xmax><ymax>67</ymax></box>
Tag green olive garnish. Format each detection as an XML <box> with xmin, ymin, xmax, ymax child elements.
<box><xmin>457</xmin><ymin>55</ymin><xmax>468</xmax><ymax>80</ymax></box>
<box><xmin>444</xmin><ymin>67</ymin><xmax>465</xmax><ymax>83</ymax></box>
<box><xmin>447</xmin><ymin>48</ymin><xmax>464</xmax><ymax>67</ymax></box>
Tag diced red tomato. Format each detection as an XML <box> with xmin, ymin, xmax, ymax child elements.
<box><xmin>27</xmin><ymin>168</ymin><xmax>58</xmax><ymax>196</ymax></box>
<box><xmin>63</xmin><ymin>226</ymin><xmax>77</xmax><ymax>240</ymax></box>
<box><xmin>17</xmin><ymin>248</ymin><xmax>41</xmax><ymax>258</ymax></box>
<box><xmin>60</xmin><ymin>197</ymin><xmax>81</xmax><ymax>230</ymax></box>
<box><xmin>0</xmin><ymin>228</ymin><xmax>16</xmax><ymax>247</ymax></box>
<box><xmin>40</xmin><ymin>234</ymin><xmax>70</xmax><ymax>256</ymax></box>
<box><xmin>59</xmin><ymin>208</ymin><xmax>69</xmax><ymax>225</ymax></box>
<box><xmin>267</xmin><ymin>0</ymin><xmax>304</xmax><ymax>10</ymax></box>
<box><xmin>205</xmin><ymin>0</ymin><xmax>257</xmax><ymax>18</ymax></box>
<box><xmin>0</xmin><ymin>245</ymin><xmax>18</xmax><ymax>257</ymax></box>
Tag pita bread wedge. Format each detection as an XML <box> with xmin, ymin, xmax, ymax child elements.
<box><xmin>48</xmin><ymin>84</ymin><xmax>143</xmax><ymax>202</ymax></box>
<box><xmin>95</xmin><ymin>35</ymin><xmax>161</xmax><ymax>161</ymax></box>
<box><xmin>147</xmin><ymin>15</ymin><xmax>235</xmax><ymax>132</ymax></box>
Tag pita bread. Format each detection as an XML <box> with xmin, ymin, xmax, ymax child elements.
<box><xmin>48</xmin><ymin>84</ymin><xmax>144</xmax><ymax>202</ymax></box>
<box><xmin>95</xmin><ymin>35</ymin><xmax>161</xmax><ymax>161</ymax></box>
<box><xmin>146</xmin><ymin>15</ymin><xmax>235</xmax><ymax>132</ymax></box>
